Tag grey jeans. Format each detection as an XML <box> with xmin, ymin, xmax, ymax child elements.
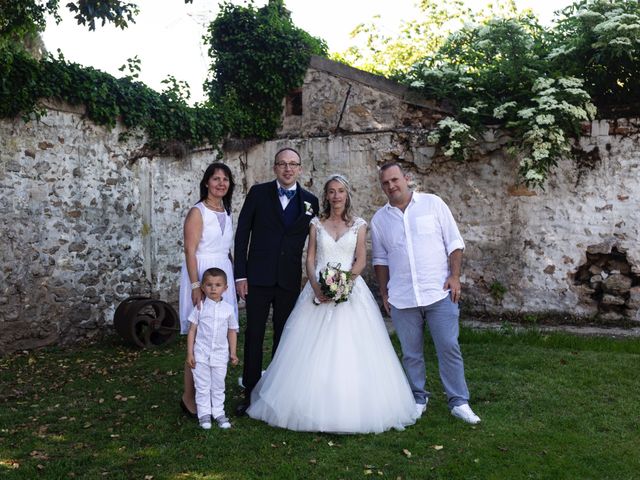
<box><xmin>390</xmin><ymin>296</ymin><xmax>470</xmax><ymax>408</ymax></box>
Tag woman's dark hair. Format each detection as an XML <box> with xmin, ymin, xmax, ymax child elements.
<box><xmin>199</xmin><ymin>163</ymin><xmax>235</xmax><ymax>214</ymax></box>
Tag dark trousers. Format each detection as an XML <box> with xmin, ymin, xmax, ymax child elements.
<box><xmin>243</xmin><ymin>284</ymin><xmax>299</xmax><ymax>400</ymax></box>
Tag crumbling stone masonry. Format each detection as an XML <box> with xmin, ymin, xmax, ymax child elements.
<box><xmin>1</xmin><ymin>58</ymin><xmax>640</xmax><ymax>354</ymax></box>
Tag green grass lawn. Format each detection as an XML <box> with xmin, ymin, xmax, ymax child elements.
<box><xmin>1</xmin><ymin>322</ymin><xmax>639</xmax><ymax>480</ymax></box>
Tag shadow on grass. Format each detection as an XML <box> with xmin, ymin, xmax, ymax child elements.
<box><xmin>1</xmin><ymin>323</ymin><xmax>638</xmax><ymax>479</ymax></box>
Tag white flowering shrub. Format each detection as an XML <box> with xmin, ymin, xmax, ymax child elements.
<box><xmin>427</xmin><ymin>117</ymin><xmax>474</xmax><ymax>160</ymax></box>
<box><xmin>515</xmin><ymin>77</ymin><xmax>596</xmax><ymax>187</ymax></box>
<box><xmin>398</xmin><ymin>1</ymin><xmax>640</xmax><ymax>187</ymax></box>
<box><xmin>551</xmin><ymin>0</ymin><xmax>640</xmax><ymax>107</ymax></box>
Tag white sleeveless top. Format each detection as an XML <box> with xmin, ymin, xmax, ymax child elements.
<box><xmin>194</xmin><ymin>202</ymin><xmax>233</xmax><ymax>259</ymax></box>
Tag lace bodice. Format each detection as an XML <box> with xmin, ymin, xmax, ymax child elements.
<box><xmin>311</xmin><ymin>217</ymin><xmax>367</xmax><ymax>274</ymax></box>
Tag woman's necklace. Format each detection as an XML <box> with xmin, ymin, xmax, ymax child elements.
<box><xmin>205</xmin><ymin>198</ymin><xmax>225</xmax><ymax>212</ymax></box>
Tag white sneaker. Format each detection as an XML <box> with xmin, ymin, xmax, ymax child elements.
<box><xmin>451</xmin><ymin>404</ymin><xmax>481</xmax><ymax>424</ymax></box>
<box><xmin>415</xmin><ymin>399</ymin><xmax>428</xmax><ymax>417</ymax></box>
<box><xmin>200</xmin><ymin>422</ymin><xmax>212</xmax><ymax>430</ymax></box>
<box><xmin>216</xmin><ymin>415</ymin><xmax>232</xmax><ymax>429</ymax></box>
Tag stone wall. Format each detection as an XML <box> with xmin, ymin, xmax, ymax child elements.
<box><xmin>2</xmin><ymin>63</ymin><xmax>640</xmax><ymax>354</ymax></box>
<box><xmin>227</xmin><ymin>128</ymin><xmax>640</xmax><ymax>327</ymax></box>
<box><xmin>0</xmin><ymin>102</ymin><xmax>238</xmax><ymax>354</ymax></box>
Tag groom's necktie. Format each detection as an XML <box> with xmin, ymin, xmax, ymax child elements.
<box><xmin>278</xmin><ymin>187</ymin><xmax>295</xmax><ymax>199</ymax></box>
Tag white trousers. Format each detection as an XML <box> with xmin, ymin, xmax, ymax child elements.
<box><xmin>192</xmin><ymin>362</ymin><xmax>228</xmax><ymax>420</ymax></box>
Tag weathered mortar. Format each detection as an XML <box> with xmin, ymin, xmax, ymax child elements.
<box><xmin>0</xmin><ymin>104</ymin><xmax>226</xmax><ymax>354</ymax></box>
<box><xmin>2</xmin><ymin>59</ymin><xmax>640</xmax><ymax>354</ymax></box>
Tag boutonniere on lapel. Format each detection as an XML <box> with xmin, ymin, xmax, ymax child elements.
<box><xmin>304</xmin><ymin>201</ymin><xmax>314</xmax><ymax>216</ymax></box>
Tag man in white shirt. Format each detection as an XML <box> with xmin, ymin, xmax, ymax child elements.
<box><xmin>371</xmin><ymin>162</ymin><xmax>480</xmax><ymax>424</ymax></box>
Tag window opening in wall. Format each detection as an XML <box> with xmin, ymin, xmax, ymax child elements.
<box><xmin>285</xmin><ymin>89</ymin><xmax>303</xmax><ymax>116</ymax></box>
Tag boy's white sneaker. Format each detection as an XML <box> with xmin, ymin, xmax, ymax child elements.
<box><xmin>451</xmin><ymin>404</ymin><xmax>481</xmax><ymax>424</ymax></box>
<box><xmin>200</xmin><ymin>422</ymin><xmax>212</xmax><ymax>430</ymax></box>
<box><xmin>216</xmin><ymin>415</ymin><xmax>231</xmax><ymax>429</ymax></box>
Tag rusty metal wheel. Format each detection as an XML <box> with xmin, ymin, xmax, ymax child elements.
<box><xmin>113</xmin><ymin>297</ymin><xmax>179</xmax><ymax>348</ymax></box>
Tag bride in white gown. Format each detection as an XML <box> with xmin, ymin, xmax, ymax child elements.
<box><xmin>247</xmin><ymin>175</ymin><xmax>417</xmax><ymax>433</ymax></box>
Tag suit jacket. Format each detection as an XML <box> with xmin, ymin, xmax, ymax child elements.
<box><xmin>234</xmin><ymin>180</ymin><xmax>319</xmax><ymax>292</ymax></box>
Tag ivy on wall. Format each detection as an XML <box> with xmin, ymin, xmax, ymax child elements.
<box><xmin>0</xmin><ymin>0</ymin><xmax>325</xmax><ymax>154</ymax></box>
<box><xmin>204</xmin><ymin>0</ymin><xmax>326</xmax><ymax>140</ymax></box>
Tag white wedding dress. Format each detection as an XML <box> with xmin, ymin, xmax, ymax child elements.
<box><xmin>247</xmin><ymin>217</ymin><xmax>417</xmax><ymax>433</ymax></box>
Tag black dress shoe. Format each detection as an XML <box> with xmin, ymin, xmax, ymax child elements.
<box><xmin>180</xmin><ymin>399</ymin><xmax>197</xmax><ymax>419</ymax></box>
<box><xmin>235</xmin><ymin>401</ymin><xmax>249</xmax><ymax>417</ymax></box>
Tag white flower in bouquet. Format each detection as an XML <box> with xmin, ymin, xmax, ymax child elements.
<box><xmin>315</xmin><ymin>262</ymin><xmax>354</xmax><ymax>305</ymax></box>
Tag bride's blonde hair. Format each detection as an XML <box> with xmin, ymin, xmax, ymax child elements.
<box><xmin>320</xmin><ymin>174</ymin><xmax>353</xmax><ymax>223</ymax></box>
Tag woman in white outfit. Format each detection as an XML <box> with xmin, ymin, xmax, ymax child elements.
<box><xmin>179</xmin><ymin>163</ymin><xmax>238</xmax><ymax>418</ymax></box>
<box><xmin>247</xmin><ymin>175</ymin><xmax>417</xmax><ymax>433</ymax></box>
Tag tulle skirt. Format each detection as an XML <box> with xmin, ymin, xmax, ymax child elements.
<box><xmin>247</xmin><ymin>278</ymin><xmax>417</xmax><ymax>434</ymax></box>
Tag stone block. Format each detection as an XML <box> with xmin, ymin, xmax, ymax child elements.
<box><xmin>601</xmin><ymin>294</ymin><xmax>626</xmax><ymax>306</ymax></box>
<box><xmin>586</xmin><ymin>239</ymin><xmax>616</xmax><ymax>255</ymax></box>
<box><xmin>591</xmin><ymin>120</ymin><xmax>611</xmax><ymax>136</ymax></box>
<box><xmin>599</xmin><ymin>311</ymin><xmax>625</xmax><ymax>322</ymax></box>
<box><xmin>627</xmin><ymin>286</ymin><xmax>640</xmax><ymax>310</ymax></box>
<box><xmin>625</xmin><ymin>308</ymin><xmax>640</xmax><ymax>322</ymax></box>
<box><xmin>589</xmin><ymin>274</ymin><xmax>602</xmax><ymax>284</ymax></box>
<box><xmin>602</xmin><ymin>274</ymin><xmax>632</xmax><ymax>294</ymax></box>
<box><xmin>589</xmin><ymin>265</ymin><xmax>602</xmax><ymax>275</ymax></box>
<box><xmin>605</xmin><ymin>259</ymin><xmax>631</xmax><ymax>274</ymax></box>
<box><xmin>68</xmin><ymin>242</ymin><xmax>87</xmax><ymax>253</ymax></box>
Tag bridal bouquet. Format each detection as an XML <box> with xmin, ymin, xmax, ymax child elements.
<box><xmin>315</xmin><ymin>263</ymin><xmax>354</xmax><ymax>305</ymax></box>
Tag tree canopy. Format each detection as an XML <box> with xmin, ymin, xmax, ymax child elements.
<box><xmin>336</xmin><ymin>0</ymin><xmax>640</xmax><ymax>187</ymax></box>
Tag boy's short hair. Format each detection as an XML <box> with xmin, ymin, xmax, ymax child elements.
<box><xmin>202</xmin><ymin>267</ymin><xmax>227</xmax><ymax>284</ymax></box>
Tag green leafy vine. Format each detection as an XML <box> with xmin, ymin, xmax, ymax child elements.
<box><xmin>0</xmin><ymin>0</ymin><xmax>326</xmax><ymax>155</ymax></box>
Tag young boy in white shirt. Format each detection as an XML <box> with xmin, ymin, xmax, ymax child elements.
<box><xmin>187</xmin><ymin>268</ymin><xmax>239</xmax><ymax>429</ymax></box>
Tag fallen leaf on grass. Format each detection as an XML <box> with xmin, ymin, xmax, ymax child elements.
<box><xmin>0</xmin><ymin>459</ymin><xmax>19</xmax><ymax>469</ymax></box>
<box><xmin>30</xmin><ymin>451</ymin><xmax>49</xmax><ymax>460</ymax></box>
<box><xmin>498</xmin><ymin>446</ymin><xmax>508</xmax><ymax>452</ymax></box>
<box><xmin>431</xmin><ymin>445</ymin><xmax>444</xmax><ymax>451</ymax></box>
<box><xmin>402</xmin><ymin>448</ymin><xmax>412</xmax><ymax>458</ymax></box>
<box><xmin>309</xmin><ymin>459</ymin><xmax>317</xmax><ymax>465</ymax></box>
<box><xmin>144</xmin><ymin>476</ymin><xmax>154</xmax><ymax>480</ymax></box>
<box><xmin>364</xmin><ymin>469</ymin><xmax>373</xmax><ymax>475</ymax></box>
<box><xmin>327</xmin><ymin>441</ymin><xmax>335</xmax><ymax>447</ymax></box>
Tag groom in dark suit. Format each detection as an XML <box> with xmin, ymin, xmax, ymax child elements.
<box><xmin>234</xmin><ymin>147</ymin><xmax>319</xmax><ymax>415</ymax></box>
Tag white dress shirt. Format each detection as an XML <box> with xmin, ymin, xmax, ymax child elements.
<box><xmin>189</xmin><ymin>297</ymin><xmax>239</xmax><ymax>366</ymax></box>
<box><xmin>371</xmin><ymin>192</ymin><xmax>465</xmax><ymax>309</ymax></box>
<box><xmin>277</xmin><ymin>181</ymin><xmax>297</xmax><ymax>209</ymax></box>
